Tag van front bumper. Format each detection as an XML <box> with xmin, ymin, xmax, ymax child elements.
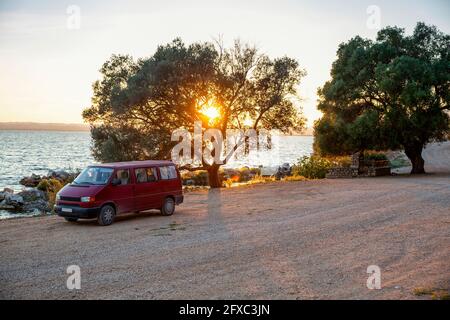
<box><xmin>56</xmin><ymin>205</ymin><xmax>100</xmax><ymax>219</ymax></box>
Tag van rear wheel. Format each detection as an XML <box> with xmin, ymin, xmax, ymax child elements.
<box><xmin>97</xmin><ymin>205</ymin><xmax>116</xmax><ymax>226</ymax></box>
<box><xmin>161</xmin><ymin>197</ymin><xmax>175</xmax><ymax>216</ymax></box>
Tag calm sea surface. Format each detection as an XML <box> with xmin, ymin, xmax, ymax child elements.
<box><xmin>0</xmin><ymin>130</ymin><xmax>313</xmax><ymax>218</ymax></box>
<box><xmin>0</xmin><ymin>131</ymin><xmax>94</xmax><ymax>192</ymax></box>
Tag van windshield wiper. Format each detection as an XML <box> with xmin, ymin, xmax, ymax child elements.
<box><xmin>75</xmin><ymin>181</ymin><xmax>94</xmax><ymax>185</ymax></box>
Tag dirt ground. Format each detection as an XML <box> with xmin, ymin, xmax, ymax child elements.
<box><xmin>0</xmin><ymin>142</ymin><xmax>449</xmax><ymax>299</ymax></box>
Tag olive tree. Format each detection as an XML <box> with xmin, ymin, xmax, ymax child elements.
<box><xmin>83</xmin><ymin>38</ymin><xmax>306</xmax><ymax>187</ymax></box>
<box><xmin>314</xmin><ymin>23</ymin><xmax>450</xmax><ymax>173</ymax></box>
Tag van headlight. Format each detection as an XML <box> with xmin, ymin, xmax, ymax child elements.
<box><xmin>80</xmin><ymin>196</ymin><xmax>95</xmax><ymax>203</ymax></box>
<box><xmin>56</xmin><ymin>193</ymin><xmax>61</xmax><ymax>201</ymax></box>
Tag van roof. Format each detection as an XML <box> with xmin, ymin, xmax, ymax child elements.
<box><xmin>92</xmin><ymin>160</ymin><xmax>175</xmax><ymax>169</ymax></box>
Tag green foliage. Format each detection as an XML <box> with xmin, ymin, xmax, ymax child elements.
<box><xmin>292</xmin><ymin>156</ymin><xmax>333</xmax><ymax>179</ymax></box>
<box><xmin>181</xmin><ymin>170</ymin><xmax>209</xmax><ymax>186</ymax></box>
<box><xmin>328</xmin><ymin>156</ymin><xmax>352</xmax><ymax>167</ymax></box>
<box><xmin>37</xmin><ymin>179</ymin><xmax>63</xmax><ymax>208</ymax></box>
<box><xmin>182</xmin><ymin>167</ymin><xmax>262</xmax><ymax>186</ymax></box>
<box><xmin>37</xmin><ymin>179</ymin><xmax>49</xmax><ymax>192</ymax></box>
<box><xmin>413</xmin><ymin>287</ymin><xmax>450</xmax><ymax>300</ymax></box>
<box><xmin>237</xmin><ymin>167</ymin><xmax>260</xmax><ymax>182</ymax></box>
<box><xmin>364</xmin><ymin>152</ymin><xmax>388</xmax><ymax>161</ymax></box>
<box><xmin>314</xmin><ymin>22</ymin><xmax>450</xmax><ymax>174</ymax></box>
<box><xmin>90</xmin><ymin>125</ymin><xmax>172</xmax><ymax>162</ymax></box>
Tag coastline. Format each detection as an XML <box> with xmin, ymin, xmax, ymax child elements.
<box><xmin>0</xmin><ymin>122</ymin><xmax>90</xmax><ymax>132</ymax></box>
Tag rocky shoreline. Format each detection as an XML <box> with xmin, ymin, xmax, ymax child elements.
<box><xmin>0</xmin><ymin>170</ymin><xmax>77</xmax><ymax>215</ymax></box>
<box><xmin>0</xmin><ymin>188</ymin><xmax>50</xmax><ymax>213</ymax></box>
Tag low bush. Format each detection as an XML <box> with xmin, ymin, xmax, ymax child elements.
<box><xmin>364</xmin><ymin>152</ymin><xmax>388</xmax><ymax>161</ymax></box>
<box><xmin>327</xmin><ymin>156</ymin><xmax>352</xmax><ymax>167</ymax></box>
<box><xmin>182</xmin><ymin>167</ymin><xmax>261</xmax><ymax>186</ymax></box>
<box><xmin>292</xmin><ymin>156</ymin><xmax>333</xmax><ymax>179</ymax></box>
<box><xmin>37</xmin><ymin>178</ymin><xmax>63</xmax><ymax>207</ymax></box>
<box><xmin>181</xmin><ymin>170</ymin><xmax>209</xmax><ymax>186</ymax></box>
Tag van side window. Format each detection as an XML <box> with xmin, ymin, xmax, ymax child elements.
<box><xmin>116</xmin><ymin>169</ymin><xmax>130</xmax><ymax>185</ymax></box>
<box><xmin>159</xmin><ymin>166</ymin><xmax>177</xmax><ymax>180</ymax></box>
<box><xmin>135</xmin><ymin>167</ymin><xmax>158</xmax><ymax>183</ymax></box>
<box><xmin>146</xmin><ymin>168</ymin><xmax>158</xmax><ymax>182</ymax></box>
<box><xmin>168</xmin><ymin>166</ymin><xmax>177</xmax><ymax>179</ymax></box>
<box><xmin>135</xmin><ymin>168</ymin><xmax>147</xmax><ymax>183</ymax></box>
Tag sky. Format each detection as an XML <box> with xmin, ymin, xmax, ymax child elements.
<box><xmin>0</xmin><ymin>0</ymin><xmax>449</xmax><ymax>126</ymax></box>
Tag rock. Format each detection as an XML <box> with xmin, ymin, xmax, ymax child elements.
<box><xmin>275</xmin><ymin>163</ymin><xmax>292</xmax><ymax>179</ymax></box>
<box><xmin>48</xmin><ymin>170</ymin><xmax>70</xmax><ymax>181</ymax></box>
<box><xmin>20</xmin><ymin>174</ymin><xmax>41</xmax><ymax>187</ymax></box>
<box><xmin>0</xmin><ymin>189</ymin><xmax>51</xmax><ymax>213</ymax></box>
<box><xmin>22</xmin><ymin>199</ymin><xmax>51</xmax><ymax>213</ymax></box>
<box><xmin>18</xmin><ymin>189</ymin><xmax>48</xmax><ymax>202</ymax></box>
<box><xmin>0</xmin><ymin>200</ymin><xmax>15</xmax><ymax>210</ymax></box>
<box><xmin>0</xmin><ymin>189</ymin><xmax>19</xmax><ymax>210</ymax></box>
<box><xmin>3</xmin><ymin>187</ymin><xmax>14</xmax><ymax>194</ymax></box>
<box><xmin>4</xmin><ymin>194</ymin><xmax>24</xmax><ymax>208</ymax></box>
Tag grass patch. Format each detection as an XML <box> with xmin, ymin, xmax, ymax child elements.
<box><xmin>149</xmin><ymin>222</ymin><xmax>186</xmax><ymax>235</ymax></box>
<box><xmin>247</xmin><ymin>175</ymin><xmax>276</xmax><ymax>185</ymax></box>
<box><xmin>222</xmin><ymin>174</ymin><xmax>276</xmax><ymax>188</ymax></box>
<box><xmin>168</xmin><ymin>221</ymin><xmax>186</xmax><ymax>231</ymax></box>
<box><xmin>282</xmin><ymin>175</ymin><xmax>308</xmax><ymax>182</ymax></box>
<box><xmin>183</xmin><ymin>185</ymin><xmax>210</xmax><ymax>192</ymax></box>
<box><xmin>413</xmin><ymin>287</ymin><xmax>450</xmax><ymax>300</ymax></box>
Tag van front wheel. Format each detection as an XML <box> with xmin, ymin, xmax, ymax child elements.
<box><xmin>161</xmin><ymin>197</ymin><xmax>175</xmax><ymax>216</ymax></box>
<box><xmin>97</xmin><ymin>205</ymin><xmax>116</xmax><ymax>226</ymax></box>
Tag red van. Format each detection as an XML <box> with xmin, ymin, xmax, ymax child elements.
<box><xmin>55</xmin><ymin>160</ymin><xmax>183</xmax><ymax>226</ymax></box>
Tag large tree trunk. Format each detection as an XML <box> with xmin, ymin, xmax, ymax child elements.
<box><xmin>207</xmin><ymin>165</ymin><xmax>222</xmax><ymax>188</ymax></box>
<box><xmin>404</xmin><ymin>144</ymin><xmax>425</xmax><ymax>174</ymax></box>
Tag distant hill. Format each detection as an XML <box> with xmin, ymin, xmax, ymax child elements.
<box><xmin>0</xmin><ymin>122</ymin><xmax>90</xmax><ymax>132</ymax></box>
<box><xmin>287</xmin><ymin>127</ymin><xmax>314</xmax><ymax>136</ymax></box>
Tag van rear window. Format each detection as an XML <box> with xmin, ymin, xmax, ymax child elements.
<box><xmin>159</xmin><ymin>166</ymin><xmax>177</xmax><ymax>180</ymax></box>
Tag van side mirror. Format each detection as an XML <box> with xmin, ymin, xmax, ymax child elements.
<box><xmin>111</xmin><ymin>178</ymin><xmax>121</xmax><ymax>186</ymax></box>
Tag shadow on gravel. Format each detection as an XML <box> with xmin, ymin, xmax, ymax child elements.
<box><xmin>70</xmin><ymin>210</ymin><xmax>172</xmax><ymax>227</ymax></box>
<box><xmin>390</xmin><ymin>172</ymin><xmax>450</xmax><ymax>179</ymax></box>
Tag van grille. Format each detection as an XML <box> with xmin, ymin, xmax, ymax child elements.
<box><xmin>60</xmin><ymin>196</ymin><xmax>81</xmax><ymax>202</ymax></box>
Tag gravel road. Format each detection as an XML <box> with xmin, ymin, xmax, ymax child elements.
<box><xmin>1</xmin><ymin>143</ymin><xmax>449</xmax><ymax>299</ymax></box>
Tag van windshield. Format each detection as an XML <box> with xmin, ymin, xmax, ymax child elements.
<box><xmin>73</xmin><ymin>167</ymin><xmax>114</xmax><ymax>185</ymax></box>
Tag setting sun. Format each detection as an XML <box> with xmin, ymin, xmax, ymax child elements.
<box><xmin>243</xmin><ymin>117</ymin><xmax>253</xmax><ymax>127</ymax></box>
<box><xmin>199</xmin><ymin>99</ymin><xmax>221</xmax><ymax>125</ymax></box>
<box><xmin>201</xmin><ymin>106</ymin><xmax>220</xmax><ymax>121</ymax></box>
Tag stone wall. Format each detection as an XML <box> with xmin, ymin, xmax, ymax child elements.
<box><xmin>325</xmin><ymin>167</ymin><xmax>358</xmax><ymax>179</ymax></box>
<box><xmin>366</xmin><ymin>166</ymin><xmax>391</xmax><ymax>177</ymax></box>
<box><xmin>326</xmin><ymin>152</ymin><xmax>391</xmax><ymax>178</ymax></box>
